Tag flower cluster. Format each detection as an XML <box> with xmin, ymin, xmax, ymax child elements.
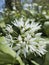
<box><xmin>12</xmin><ymin>17</ymin><xmax>48</xmax><ymax>58</ymax></box>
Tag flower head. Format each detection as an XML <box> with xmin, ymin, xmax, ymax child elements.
<box><xmin>12</xmin><ymin>17</ymin><xmax>48</xmax><ymax>58</ymax></box>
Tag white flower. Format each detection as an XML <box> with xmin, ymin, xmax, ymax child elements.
<box><xmin>12</xmin><ymin>17</ymin><xmax>48</xmax><ymax>57</ymax></box>
<box><xmin>13</xmin><ymin>18</ymin><xmax>24</xmax><ymax>28</ymax></box>
<box><xmin>6</xmin><ymin>34</ymin><xmax>14</xmax><ymax>47</ymax></box>
<box><xmin>13</xmin><ymin>6</ymin><xmax>16</xmax><ymax>10</ymax></box>
<box><xmin>42</xmin><ymin>11</ymin><xmax>46</xmax><ymax>15</ymax></box>
<box><xmin>11</xmin><ymin>11</ymin><xmax>16</xmax><ymax>14</ymax></box>
<box><xmin>24</xmin><ymin>34</ymin><xmax>31</xmax><ymax>42</ymax></box>
<box><xmin>33</xmin><ymin>3</ymin><xmax>38</xmax><ymax>6</ymax></box>
<box><xmin>35</xmin><ymin>33</ymin><xmax>42</xmax><ymax>37</ymax></box>
<box><xmin>6</xmin><ymin>24</ymin><xmax>13</xmax><ymax>33</ymax></box>
<box><xmin>18</xmin><ymin>35</ymin><xmax>22</xmax><ymax>41</ymax></box>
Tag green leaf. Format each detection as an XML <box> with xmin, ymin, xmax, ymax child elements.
<box><xmin>0</xmin><ymin>22</ymin><xmax>5</xmax><ymax>28</ymax></box>
<box><xmin>0</xmin><ymin>37</ymin><xmax>16</xmax><ymax>64</ymax></box>
<box><xmin>43</xmin><ymin>22</ymin><xmax>49</xmax><ymax>36</ymax></box>
<box><xmin>31</xmin><ymin>60</ymin><xmax>40</xmax><ymax>65</ymax></box>
<box><xmin>16</xmin><ymin>56</ymin><xmax>25</xmax><ymax>65</ymax></box>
